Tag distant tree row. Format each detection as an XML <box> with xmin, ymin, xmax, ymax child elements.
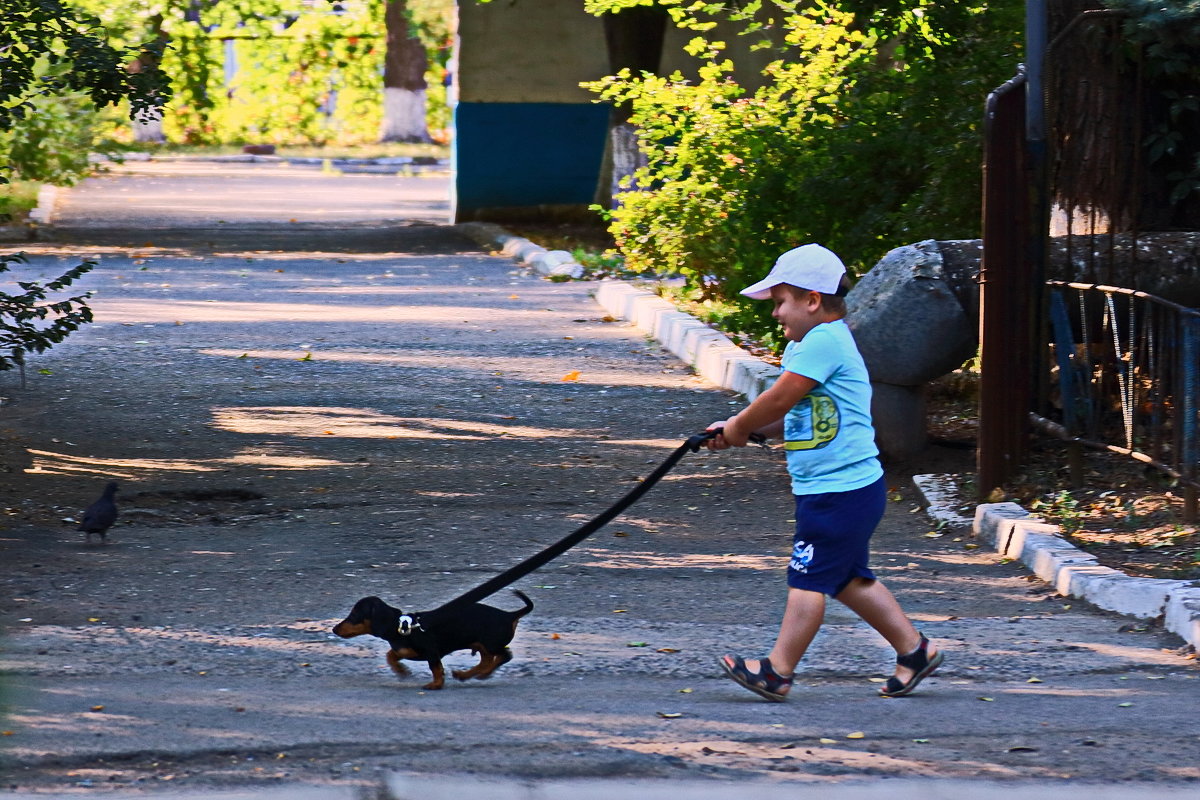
<box><xmin>1</xmin><ymin>0</ymin><xmax>452</xmax><ymax>186</ymax></box>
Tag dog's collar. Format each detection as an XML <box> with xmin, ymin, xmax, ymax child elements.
<box><xmin>397</xmin><ymin>613</ymin><xmax>424</xmax><ymax>636</ymax></box>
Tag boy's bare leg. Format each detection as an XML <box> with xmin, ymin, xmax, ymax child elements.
<box><xmin>733</xmin><ymin>587</ymin><xmax>826</xmax><ymax>692</ymax></box>
<box><xmin>835</xmin><ymin>577</ymin><xmax>937</xmax><ymax>683</ymax></box>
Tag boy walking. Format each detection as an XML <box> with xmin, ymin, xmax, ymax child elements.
<box><xmin>707</xmin><ymin>243</ymin><xmax>942</xmax><ymax>702</ymax></box>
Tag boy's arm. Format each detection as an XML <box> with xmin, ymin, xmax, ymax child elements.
<box><xmin>708</xmin><ymin>370</ymin><xmax>817</xmax><ymax>448</ymax></box>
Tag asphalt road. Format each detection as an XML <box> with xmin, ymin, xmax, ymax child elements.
<box><xmin>0</xmin><ymin>161</ymin><xmax>1197</xmax><ymax>797</ymax></box>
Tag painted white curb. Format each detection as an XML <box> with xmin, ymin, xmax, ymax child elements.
<box><xmin>911</xmin><ymin>473</ymin><xmax>975</xmax><ymax>529</ymax></box>
<box><xmin>592</xmin><ymin>281</ymin><xmax>779</xmax><ymax>401</ymax></box>
<box><xmin>972</xmin><ymin>502</ymin><xmax>1199</xmax><ymax>648</ymax></box>
<box><xmin>457</xmin><ymin>221</ymin><xmax>584</xmax><ymax>279</ymax></box>
<box><xmin>27</xmin><ymin>184</ymin><xmax>60</xmax><ymax>225</ymax></box>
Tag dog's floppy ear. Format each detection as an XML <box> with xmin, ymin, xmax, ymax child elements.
<box><xmin>367</xmin><ymin>598</ymin><xmax>402</xmax><ymax>638</ymax></box>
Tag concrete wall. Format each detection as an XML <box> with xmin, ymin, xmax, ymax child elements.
<box><xmin>454</xmin><ymin>0</ymin><xmax>778</xmax><ymax>221</ymax></box>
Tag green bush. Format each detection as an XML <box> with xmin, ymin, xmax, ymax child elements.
<box><xmin>0</xmin><ymin>91</ymin><xmax>98</xmax><ymax>185</ymax></box>
<box><xmin>0</xmin><ymin>181</ymin><xmax>40</xmax><ymax>222</ymax></box>
<box><xmin>587</xmin><ymin>0</ymin><xmax>1024</xmax><ymax>348</ymax></box>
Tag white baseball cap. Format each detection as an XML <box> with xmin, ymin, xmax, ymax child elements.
<box><xmin>740</xmin><ymin>244</ymin><xmax>847</xmax><ymax>299</ymax></box>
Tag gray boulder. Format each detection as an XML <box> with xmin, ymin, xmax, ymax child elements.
<box><xmin>846</xmin><ymin>240</ymin><xmax>977</xmax><ymax>387</ymax></box>
<box><xmin>845</xmin><ymin>240</ymin><xmax>978</xmax><ymax>461</ymax></box>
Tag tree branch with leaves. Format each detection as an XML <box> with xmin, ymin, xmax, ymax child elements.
<box><xmin>1</xmin><ymin>0</ymin><xmax>164</xmax><ymax>375</ymax></box>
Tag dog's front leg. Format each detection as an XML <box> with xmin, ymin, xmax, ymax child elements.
<box><xmin>423</xmin><ymin>660</ymin><xmax>446</xmax><ymax>690</ymax></box>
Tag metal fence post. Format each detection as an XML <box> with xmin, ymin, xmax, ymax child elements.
<box><xmin>978</xmin><ymin>70</ymin><xmax>1033</xmax><ymax>499</ymax></box>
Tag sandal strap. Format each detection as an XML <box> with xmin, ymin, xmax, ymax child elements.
<box><xmin>895</xmin><ymin>634</ymin><xmax>931</xmax><ymax>671</ymax></box>
<box><xmin>758</xmin><ymin>657</ymin><xmax>793</xmax><ymax>689</ymax></box>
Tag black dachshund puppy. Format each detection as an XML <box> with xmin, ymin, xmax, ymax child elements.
<box><xmin>332</xmin><ymin>591</ymin><xmax>533</xmax><ymax>690</ymax></box>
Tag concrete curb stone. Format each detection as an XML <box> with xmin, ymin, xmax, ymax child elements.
<box><xmin>972</xmin><ymin>502</ymin><xmax>1200</xmax><ymax>648</ymax></box>
<box><xmin>456</xmin><ymin>222</ymin><xmax>584</xmax><ymax>279</ymax></box>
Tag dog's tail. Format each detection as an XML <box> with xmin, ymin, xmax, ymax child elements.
<box><xmin>510</xmin><ymin>589</ymin><xmax>534</xmax><ymax>619</ymax></box>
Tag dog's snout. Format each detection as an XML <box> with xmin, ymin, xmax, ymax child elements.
<box><xmin>332</xmin><ymin>619</ymin><xmax>371</xmax><ymax>638</ymax></box>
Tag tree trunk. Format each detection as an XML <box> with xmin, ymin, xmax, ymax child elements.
<box><xmin>128</xmin><ymin>13</ymin><xmax>167</xmax><ymax>143</ymax></box>
<box><xmin>380</xmin><ymin>0</ymin><xmax>431</xmax><ymax>143</ymax></box>
<box><xmin>1047</xmin><ymin>0</ymin><xmax>1200</xmax><ymax>232</ymax></box>
<box><xmin>593</xmin><ymin>6</ymin><xmax>668</xmax><ymax>208</ymax></box>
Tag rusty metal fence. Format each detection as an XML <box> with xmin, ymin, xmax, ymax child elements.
<box><xmin>979</xmin><ymin>2</ymin><xmax>1200</xmax><ymax>519</ymax></box>
<box><xmin>1032</xmin><ymin>282</ymin><xmax>1200</xmax><ymax>518</ymax></box>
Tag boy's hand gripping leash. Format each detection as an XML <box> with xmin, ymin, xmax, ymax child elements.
<box><xmin>436</xmin><ymin>429</ymin><xmax>765</xmax><ymax>612</ymax></box>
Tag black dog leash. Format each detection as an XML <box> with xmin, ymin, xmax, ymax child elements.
<box><xmin>435</xmin><ymin>429</ymin><xmax>765</xmax><ymax>612</ymax></box>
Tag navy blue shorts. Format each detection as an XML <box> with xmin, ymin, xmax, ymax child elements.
<box><xmin>787</xmin><ymin>476</ymin><xmax>886</xmax><ymax>596</ymax></box>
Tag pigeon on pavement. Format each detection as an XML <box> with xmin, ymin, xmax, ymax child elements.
<box><xmin>79</xmin><ymin>481</ymin><xmax>119</xmax><ymax>544</ymax></box>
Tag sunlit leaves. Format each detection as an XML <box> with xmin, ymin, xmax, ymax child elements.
<box><xmin>0</xmin><ymin>0</ymin><xmax>170</xmax><ymax>182</ymax></box>
<box><xmin>583</xmin><ymin>0</ymin><xmax>1023</xmax><ymax>347</ymax></box>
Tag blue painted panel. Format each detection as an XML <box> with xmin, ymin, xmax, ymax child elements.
<box><xmin>454</xmin><ymin>102</ymin><xmax>609</xmax><ymax>216</ymax></box>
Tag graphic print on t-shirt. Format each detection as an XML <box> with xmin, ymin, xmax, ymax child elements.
<box><xmin>784</xmin><ymin>393</ymin><xmax>840</xmax><ymax>451</ymax></box>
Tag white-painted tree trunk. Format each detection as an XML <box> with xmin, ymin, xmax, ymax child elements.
<box><xmin>131</xmin><ymin>110</ymin><xmax>164</xmax><ymax>143</ymax></box>
<box><xmin>610</xmin><ymin>121</ymin><xmax>646</xmax><ymax>199</ymax></box>
<box><xmin>380</xmin><ymin>87</ymin><xmax>430</xmax><ymax>143</ymax></box>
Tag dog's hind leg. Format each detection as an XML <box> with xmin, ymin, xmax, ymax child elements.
<box><xmin>452</xmin><ymin>646</ymin><xmax>493</xmax><ymax>681</ymax></box>
<box><xmin>386</xmin><ymin>650</ymin><xmax>412</xmax><ymax>677</ymax></box>
<box><xmin>472</xmin><ymin>647</ymin><xmax>513</xmax><ymax>681</ymax></box>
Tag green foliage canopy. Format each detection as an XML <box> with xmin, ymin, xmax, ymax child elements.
<box><xmin>72</xmin><ymin>0</ymin><xmax>454</xmax><ymax>146</ymax></box>
<box><xmin>0</xmin><ymin>0</ymin><xmax>170</xmax><ymax>183</ymax></box>
<box><xmin>585</xmin><ymin>0</ymin><xmax>1024</xmax><ymax>348</ymax></box>
<box><xmin>1105</xmin><ymin>0</ymin><xmax>1200</xmax><ymax>210</ymax></box>
<box><xmin>0</xmin><ymin>0</ymin><xmax>169</xmax><ymax>132</ymax></box>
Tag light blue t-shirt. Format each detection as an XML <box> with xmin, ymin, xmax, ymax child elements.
<box><xmin>780</xmin><ymin>319</ymin><xmax>882</xmax><ymax>495</ymax></box>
